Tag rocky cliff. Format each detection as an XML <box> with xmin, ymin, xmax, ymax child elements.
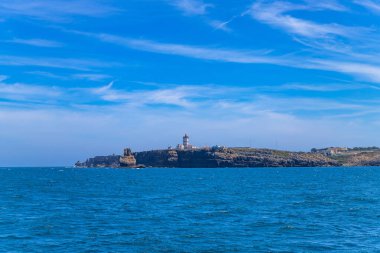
<box><xmin>75</xmin><ymin>155</ymin><xmax>121</xmax><ymax>168</ymax></box>
<box><xmin>134</xmin><ymin>148</ymin><xmax>339</xmax><ymax>168</ymax></box>
<box><xmin>119</xmin><ymin>148</ymin><xmax>137</xmax><ymax>167</ymax></box>
<box><xmin>333</xmin><ymin>151</ymin><xmax>380</xmax><ymax>166</ymax></box>
<box><xmin>76</xmin><ymin>147</ymin><xmax>342</xmax><ymax>168</ymax></box>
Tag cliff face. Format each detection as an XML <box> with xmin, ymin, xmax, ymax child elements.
<box><xmin>75</xmin><ymin>155</ymin><xmax>121</xmax><ymax>168</ymax></box>
<box><xmin>76</xmin><ymin>147</ymin><xmax>380</xmax><ymax>168</ymax></box>
<box><xmin>336</xmin><ymin>152</ymin><xmax>380</xmax><ymax>166</ymax></box>
<box><xmin>135</xmin><ymin>150</ymin><xmax>179</xmax><ymax>167</ymax></box>
<box><xmin>134</xmin><ymin>148</ymin><xmax>339</xmax><ymax>168</ymax></box>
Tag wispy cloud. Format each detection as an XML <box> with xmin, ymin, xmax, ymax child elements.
<box><xmin>208</xmin><ymin>19</ymin><xmax>233</xmax><ymax>32</ymax></box>
<box><xmin>69</xmin><ymin>30</ymin><xmax>282</xmax><ymax>64</ymax></box>
<box><xmin>20</xmin><ymin>69</ymin><xmax>380</xmax><ymax>119</ymax></box>
<box><xmin>5</xmin><ymin>38</ymin><xmax>64</xmax><ymax>47</ymax></box>
<box><xmin>67</xmin><ymin>30</ymin><xmax>380</xmax><ymax>83</ymax></box>
<box><xmin>169</xmin><ymin>0</ymin><xmax>237</xmax><ymax>32</ymax></box>
<box><xmin>0</xmin><ymin>81</ymin><xmax>60</xmax><ymax>102</ymax></box>
<box><xmin>354</xmin><ymin>0</ymin><xmax>380</xmax><ymax>13</ymax></box>
<box><xmin>170</xmin><ymin>0</ymin><xmax>213</xmax><ymax>15</ymax></box>
<box><xmin>0</xmin><ymin>79</ymin><xmax>204</xmax><ymax>109</ymax></box>
<box><xmin>72</xmin><ymin>73</ymin><xmax>112</xmax><ymax>81</ymax></box>
<box><xmin>27</xmin><ymin>71</ymin><xmax>67</xmax><ymax>79</ymax></box>
<box><xmin>304</xmin><ymin>0</ymin><xmax>348</xmax><ymax>12</ymax></box>
<box><xmin>89</xmin><ymin>81</ymin><xmax>207</xmax><ymax>108</ymax></box>
<box><xmin>2</xmin><ymin>78</ymin><xmax>380</xmax><ymax>119</ymax></box>
<box><xmin>0</xmin><ymin>55</ymin><xmax>120</xmax><ymax>71</ymax></box>
<box><xmin>274</xmin><ymin>83</ymin><xmax>375</xmax><ymax>92</ymax></box>
<box><xmin>248</xmin><ymin>0</ymin><xmax>378</xmax><ymax>60</ymax></box>
<box><xmin>250</xmin><ymin>96</ymin><xmax>367</xmax><ymax>113</ymax></box>
<box><xmin>28</xmin><ymin>71</ymin><xmax>112</xmax><ymax>81</ymax></box>
<box><xmin>311</xmin><ymin>59</ymin><xmax>380</xmax><ymax>83</ymax></box>
<box><xmin>249</xmin><ymin>1</ymin><xmax>357</xmax><ymax>39</ymax></box>
<box><xmin>0</xmin><ymin>0</ymin><xmax>118</xmax><ymax>22</ymax></box>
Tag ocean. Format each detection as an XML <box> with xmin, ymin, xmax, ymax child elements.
<box><xmin>1</xmin><ymin>167</ymin><xmax>380</xmax><ymax>252</ymax></box>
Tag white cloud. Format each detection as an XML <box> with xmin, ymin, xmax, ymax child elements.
<box><xmin>248</xmin><ymin>0</ymin><xmax>378</xmax><ymax>60</ymax></box>
<box><xmin>72</xmin><ymin>73</ymin><xmax>112</xmax><ymax>81</ymax></box>
<box><xmin>208</xmin><ymin>19</ymin><xmax>232</xmax><ymax>32</ymax></box>
<box><xmin>28</xmin><ymin>71</ymin><xmax>112</xmax><ymax>81</ymax></box>
<box><xmin>0</xmin><ymin>80</ymin><xmax>208</xmax><ymax>109</ymax></box>
<box><xmin>90</xmin><ymin>82</ymin><xmax>206</xmax><ymax>108</ymax></box>
<box><xmin>68</xmin><ymin>30</ymin><xmax>380</xmax><ymax>83</ymax></box>
<box><xmin>170</xmin><ymin>0</ymin><xmax>213</xmax><ymax>15</ymax></box>
<box><xmin>2</xmin><ymin>79</ymin><xmax>379</xmax><ymax>118</ymax></box>
<box><xmin>304</xmin><ymin>0</ymin><xmax>348</xmax><ymax>12</ymax></box>
<box><xmin>354</xmin><ymin>0</ymin><xmax>380</xmax><ymax>13</ymax></box>
<box><xmin>251</xmin><ymin>96</ymin><xmax>366</xmax><ymax>112</ymax></box>
<box><xmin>0</xmin><ymin>0</ymin><xmax>118</xmax><ymax>22</ymax></box>
<box><xmin>27</xmin><ymin>71</ymin><xmax>67</xmax><ymax>79</ymax></box>
<box><xmin>249</xmin><ymin>1</ymin><xmax>356</xmax><ymax>39</ymax></box>
<box><xmin>311</xmin><ymin>59</ymin><xmax>380</xmax><ymax>83</ymax></box>
<box><xmin>5</xmin><ymin>38</ymin><xmax>64</xmax><ymax>47</ymax></box>
<box><xmin>208</xmin><ymin>12</ymin><xmax>247</xmax><ymax>32</ymax></box>
<box><xmin>0</xmin><ymin>81</ymin><xmax>60</xmax><ymax>102</ymax></box>
<box><xmin>247</xmin><ymin>1</ymin><xmax>380</xmax><ymax>84</ymax></box>
<box><xmin>91</xmin><ymin>81</ymin><xmax>114</xmax><ymax>95</ymax></box>
<box><xmin>169</xmin><ymin>0</ymin><xmax>239</xmax><ymax>32</ymax></box>
<box><xmin>271</xmin><ymin>83</ymin><xmax>370</xmax><ymax>92</ymax></box>
<box><xmin>71</xmin><ymin>31</ymin><xmax>283</xmax><ymax>64</ymax></box>
<box><xmin>0</xmin><ymin>55</ymin><xmax>119</xmax><ymax>71</ymax></box>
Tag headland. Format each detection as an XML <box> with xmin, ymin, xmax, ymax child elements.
<box><xmin>75</xmin><ymin>134</ymin><xmax>380</xmax><ymax>168</ymax></box>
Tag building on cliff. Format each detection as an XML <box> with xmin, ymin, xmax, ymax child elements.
<box><xmin>176</xmin><ymin>134</ymin><xmax>197</xmax><ymax>150</ymax></box>
<box><xmin>311</xmin><ymin>147</ymin><xmax>348</xmax><ymax>156</ymax></box>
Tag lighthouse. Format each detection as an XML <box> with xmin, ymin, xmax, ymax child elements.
<box><xmin>183</xmin><ymin>134</ymin><xmax>190</xmax><ymax>149</ymax></box>
<box><xmin>176</xmin><ymin>134</ymin><xmax>194</xmax><ymax>150</ymax></box>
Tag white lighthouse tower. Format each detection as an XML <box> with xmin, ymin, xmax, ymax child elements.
<box><xmin>183</xmin><ymin>134</ymin><xmax>190</xmax><ymax>149</ymax></box>
<box><xmin>177</xmin><ymin>134</ymin><xmax>194</xmax><ymax>150</ymax></box>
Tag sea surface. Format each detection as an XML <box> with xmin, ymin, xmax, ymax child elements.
<box><xmin>1</xmin><ymin>167</ymin><xmax>380</xmax><ymax>252</ymax></box>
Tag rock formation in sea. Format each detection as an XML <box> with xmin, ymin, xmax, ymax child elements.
<box><xmin>119</xmin><ymin>148</ymin><xmax>137</xmax><ymax>167</ymax></box>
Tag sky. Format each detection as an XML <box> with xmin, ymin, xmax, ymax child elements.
<box><xmin>2</xmin><ymin>0</ymin><xmax>380</xmax><ymax>166</ymax></box>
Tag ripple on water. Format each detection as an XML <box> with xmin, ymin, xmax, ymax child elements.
<box><xmin>1</xmin><ymin>167</ymin><xmax>380</xmax><ymax>252</ymax></box>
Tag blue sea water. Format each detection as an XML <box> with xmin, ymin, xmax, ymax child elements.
<box><xmin>1</xmin><ymin>167</ymin><xmax>380</xmax><ymax>252</ymax></box>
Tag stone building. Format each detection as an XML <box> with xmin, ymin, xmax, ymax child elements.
<box><xmin>311</xmin><ymin>147</ymin><xmax>348</xmax><ymax>156</ymax></box>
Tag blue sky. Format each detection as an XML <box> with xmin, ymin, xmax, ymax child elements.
<box><xmin>2</xmin><ymin>0</ymin><xmax>380</xmax><ymax>166</ymax></box>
